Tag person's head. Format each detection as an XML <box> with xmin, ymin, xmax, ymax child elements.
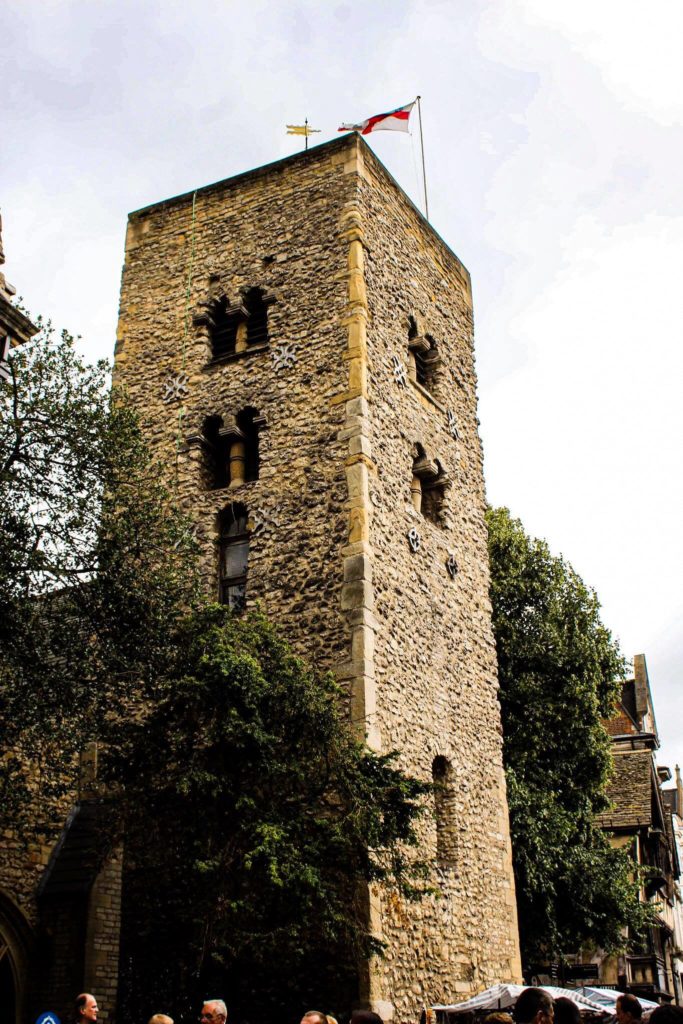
<box><xmin>149</xmin><ymin>1016</ymin><xmax>174</xmax><ymax>1024</ymax></box>
<box><xmin>301</xmin><ymin>1012</ymin><xmax>327</xmax><ymax>1024</ymax></box>
<box><xmin>513</xmin><ymin>989</ymin><xmax>554</xmax><ymax>1024</ymax></box>
<box><xmin>553</xmin><ymin>999</ymin><xmax>580</xmax><ymax>1024</ymax></box>
<box><xmin>75</xmin><ymin>995</ymin><xmax>98</xmax><ymax>1024</ymax></box>
<box><xmin>326</xmin><ymin>1016</ymin><xmax>339</xmax><ymax>1024</ymax></box>
<box><xmin>616</xmin><ymin>996</ymin><xmax>642</xmax><ymax>1024</ymax></box>
<box><xmin>649</xmin><ymin>1008</ymin><xmax>683</xmax><ymax>1024</ymax></box>
<box><xmin>350</xmin><ymin>1013</ymin><xmax>384</xmax><ymax>1024</ymax></box>
<box><xmin>201</xmin><ymin>1001</ymin><xmax>227</xmax><ymax>1024</ymax></box>
<box><xmin>486</xmin><ymin>1014</ymin><xmax>513</xmax><ymax>1024</ymax></box>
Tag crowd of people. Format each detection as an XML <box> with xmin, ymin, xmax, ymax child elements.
<box><xmin>72</xmin><ymin>993</ymin><xmax>386</xmax><ymax>1024</ymax></box>
<box><xmin>72</xmin><ymin>988</ymin><xmax>683</xmax><ymax>1024</ymax></box>
<box><xmin>486</xmin><ymin>988</ymin><xmax>683</xmax><ymax>1024</ymax></box>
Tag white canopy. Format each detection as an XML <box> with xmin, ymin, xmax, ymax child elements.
<box><xmin>433</xmin><ymin>983</ymin><xmax>608</xmax><ymax>1013</ymax></box>
<box><xmin>578</xmin><ymin>988</ymin><xmax>659</xmax><ymax>1012</ymax></box>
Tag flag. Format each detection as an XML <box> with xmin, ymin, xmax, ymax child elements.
<box><xmin>286</xmin><ymin>124</ymin><xmax>321</xmax><ymax>136</ymax></box>
<box><xmin>338</xmin><ymin>101</ymin><xmax>415</xmax><ymax>135</ymax></box>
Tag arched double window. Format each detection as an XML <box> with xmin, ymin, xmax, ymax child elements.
<box><xmin>218</xmin><ymin>504</ymin><xmax>250</xmax><ymax>610</ymax></box>
<box><xmin>207</xmin><ymin>288</ymin><xmax>272</xmax><ymax>361</ymax></box>
<box><xmin>202</xmin><ymin>408</ymin><xmax>263</xmax><ymax>491</ymax></box>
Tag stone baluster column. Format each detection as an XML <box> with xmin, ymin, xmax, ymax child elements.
<box><xmin>228</xmin><ymin>438</ymin><xmax>246</xmax><ymax>487</ymax></box>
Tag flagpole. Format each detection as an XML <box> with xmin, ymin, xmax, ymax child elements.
<box><xmin>305</xmin><ymin>117</ymin><xmax>309</xmax><ymax>152</ymax></box>
<box><xmin>416</xmin><ymin>95</ymin><xmax>429</xmax><ymax>220</ymax></box>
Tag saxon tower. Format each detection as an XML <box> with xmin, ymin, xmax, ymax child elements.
<box><xmin>114</xmin><ymin>133</ymin><xmax>522</xmax><ymax>1020</ymax></box>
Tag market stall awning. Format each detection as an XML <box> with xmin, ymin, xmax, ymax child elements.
<box><xmin>578</xmin><ymin>988</ymin><xmax>659</xmax><ymax>1011</ymax></box>
<box><xmin>433</xmin><ymin>984</ymin><xmax>607</xmax><ymax>1014</ymax></box>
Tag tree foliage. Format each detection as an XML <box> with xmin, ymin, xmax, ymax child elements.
<box><xmin>0</xmin><ymin>320</ymin><xmax>198</xmax><ymax>823</ymax></box>
<box><xmin>486</xmin><ymin>506</ymin><xmax>650</xmax><ymax>964</ymax></box>
<box><xmin>108</xmin><ymin>606</ymin><xmax>430</xmax><ymax>1023</ymax></box>
<box><xmin>1</xmin><ymin>323</ymin><xmax>430</xmax><ymax>1022</ymax></box>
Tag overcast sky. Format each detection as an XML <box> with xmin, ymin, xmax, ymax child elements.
<box><xmin>3</xmin><ymin>0</ymin><xmax>681</xmax><ymax>774</ymax></box>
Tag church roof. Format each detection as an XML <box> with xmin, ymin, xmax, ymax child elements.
<box><xmin>37</xmin><ymin>799</ymin><xmax>109</xmax><ymax>898</ymax></box>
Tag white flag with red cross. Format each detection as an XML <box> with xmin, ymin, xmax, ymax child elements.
<box><xmin>338</xmin><ymin>100</ymin><xmax>416</xmax><ymax>136</ymax></box>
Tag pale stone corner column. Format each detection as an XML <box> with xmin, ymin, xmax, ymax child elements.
<box><xmin>497</xmin><ymin>765</ymin><xmax>524</xmax><ymax>982</ymax></box>
<box><xmin>333</xmin><ymin>145</ymin><xmax>391</xmax><ymax>1019</ymax></box>
<box><xmin>83</xmin><ymin>844</ymin><xmax>123</xmax><ymax>1024</ymax></box>
<box><xmin>335</xmin><ymin>183</ymin><xmax>379</xmax><ymax>753</ymax></box>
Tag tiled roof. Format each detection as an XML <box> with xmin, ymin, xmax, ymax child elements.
<box><xmin>597</xmin><ymin>748</ymin><xmax>653</xmax><ymax>830</ymax></box>
<box><xmin>37</xmin><ymin>800</ymin><xmax>107</xmax><ymax>898</ymax></box>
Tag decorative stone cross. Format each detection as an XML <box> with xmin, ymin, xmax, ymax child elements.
<box><xmin>272</xmin><ymin>343</ymin><xmax>297</xmax><ymax>371</ymax></box>
<box><xmin>447</xmin><ymin>410</ymin><xmax>460</xmax><ymax>440</ymax></box>
<box><xmin>407</xmin><ymin>527</ymin><xmax>421</xmax><ymax>552</ymax></box>
<box><xmin>161</xmin><ymin>372</ymin><xmax>189</xmax><ymax>403</ymax></box>
<box><xmin>390</xmin><ymin>354</ymin><xmax>408</xmax><ymax>388</ymax></box>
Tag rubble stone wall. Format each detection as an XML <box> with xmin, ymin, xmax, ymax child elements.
<box><xmin>115</xmin><ymin>139</ymin><xmax>358</xmax><ymax>672</ymax></box>
<box><xmin>352</xmin><ymin>141</ymin><xmax>522</xmax><ymax>1017</ymax></box>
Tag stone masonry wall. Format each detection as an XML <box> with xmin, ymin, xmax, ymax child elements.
<box><xmin>115</xmin><ymin>140</ymin><xmax>359</xmax><ymax>673</ymax></box>
<box><xmin>351</xmin><ymin>141</ymin><xmax>522</xmax><ymax>1017</ymax></box>
<box><xmin>83</xmin><ymin>845</ymin><xmax>123</xmax><ymax>1022</ymax></box>
<box><xmin>114</xmin><ymin>133</ymin><xmax>521</xmax><ymax>1023</ymax></box>
<box><xmin>0</xmin><ymin>775</ymin><xmax>122</xmax><ymax>1023</ymax></box>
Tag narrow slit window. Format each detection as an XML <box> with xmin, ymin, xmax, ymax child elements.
<box><xmin>432</xmin><ymin>756</ymin><xmax>457</xmax><ymax>868</ymax></box>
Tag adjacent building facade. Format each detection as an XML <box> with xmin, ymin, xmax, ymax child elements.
<box><xmin>595</xmin><ymin>654</ymin><xmax>680</xmax><ymax>1003</ymax></box>
<box><xmin>113</xmin><ymin>132</ymin><xmax>522</xmax><ymax>1019</ymax></box>
<box><xmin>662</xmin><ymin>767</ymin><xmax>683</xmax><ymax>1003</ymax></box>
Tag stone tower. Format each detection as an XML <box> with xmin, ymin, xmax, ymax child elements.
<box><xmin>114</xmin><ymin>133</ymin><xmax>522</xmax><ymax>1020</ymax></box>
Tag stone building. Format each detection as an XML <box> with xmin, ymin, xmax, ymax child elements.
<box><xmin>114</xmin><ymin>132</ymin><xmax>522</xmax><ymax>1020</ymax></box>
<box><xmin>594</xmin><ymin>654</ymin><xmax>679</xmax><ymax>1003</ymax></box>
<box><xmin>0</xmin><ymin>212</ymin><xmax>37</xmax><ymax>376</ymax></box>
<box><xmin>0</xmin><ymin>216</ymin><xmax>122</xmax><ymax>1024</ymax></box>
<box><xmin>662</xmin><ymin>767</ymin><xmax>683</xmax><ymax>1003</ymax></box>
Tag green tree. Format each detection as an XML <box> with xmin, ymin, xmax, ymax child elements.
<box><xmin>0</xmin><ymin>319</ymin><xmax>197</xmax><ymax>823</ymax></box>
<box><xmin>486</xmin><ymin>506</ymin><xmax>649</xmax><ymax>965</ymax></box>
<box><xmin>108</xmin><ymin>607</ymin><xmax>430</xmax><ymax>1024</ymax></box>
<box><xmin>1</xmin><ymin>321</ymin><xmax>430</xmax><ymax>1022</ymax></box>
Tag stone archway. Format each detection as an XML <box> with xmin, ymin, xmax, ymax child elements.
<box><xmin>0</xmin><ymin>949</ymin><xmax>17</xmax><ymax>1024</ymax></box>
<box><xmin>0</xmin><ymin>890</ymin><xmax>33</xmax><ymax>1024</ymax></box>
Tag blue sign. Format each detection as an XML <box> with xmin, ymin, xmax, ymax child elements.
<box><xmin>36</xmin><ymin>1013</ymin><xmax>61</xmax><ymax>1024</ymax></box>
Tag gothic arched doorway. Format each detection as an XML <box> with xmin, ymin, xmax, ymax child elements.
<box><xmin>0</xmin><ymin>891</ymin><xmax>32</xmax><ymax>1024</ymax></box>
<box><xmin>0</xmin><ymin>949</ymin><xmax>17</xmax><ymax>1024</ymax></box>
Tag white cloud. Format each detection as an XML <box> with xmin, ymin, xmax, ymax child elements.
<box><xmin>474</xmin><ymin>0</ymin><xmax>683</xmax><ymax>768</ymax></box>
<box><xmin>2</xmin><ymin>0</ymin><xmax>681</xmax><ymax>767</ymax></box>
<box><xmin>517</xmin><ymin>0</ymin><xmax>683</xmax><ymax>127</ymax></box>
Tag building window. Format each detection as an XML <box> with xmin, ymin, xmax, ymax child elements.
<box><xmin>218</xmin><ymin>504</ymin><xmax>249</xmax><ymax>610</ymax></box>
<box><xmin>236</xmin><ymin>407</ymin><xmax>262</xmax><ymax>483</ymax></box>
<box><xmin>200</xmin><ymin>408</ymin><xmax>264</xmax><ymax>491</ymax></box>
<box><xmin>407</xmin><ymin>317</ymin><xmax>441</xmax><ymax>395</ymax></box>
<box><xmin>210</xmin><ymin>296</ymin><xmax>247</xmax><ymax>360</ymax></box>
<box><xmin>411</xmin><ymin>447</ymin><xmax>450</xmax><ymax>526</ymax></box>
<box><xmin>432</xmin><ymin>756</ymin><xmax>457</xmax><ymax>868</ymax></box>
<box><xmin>203</xmin><ymin>415</ymin><xmax>230</xmax><ymax>489</ymax></box>
<box><xmin>200</xmin><ymin>287</ymin><xmax>273</xmax><ymax>362</ymax></box>
<box><xmin>244</xmin><ymin>287</ymin><xmax>270</xmax><ymax>347</ymax></box>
